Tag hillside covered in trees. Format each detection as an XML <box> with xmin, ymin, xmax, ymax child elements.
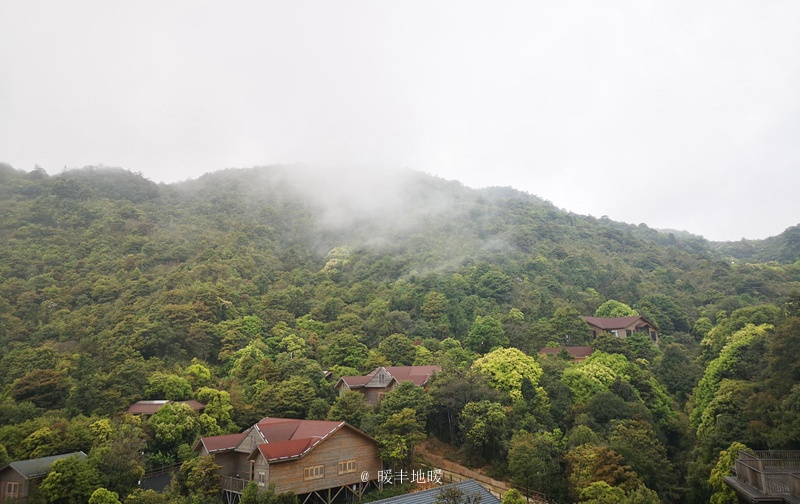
<box><xmin>0</xmin><ymin>163</ymin><xmax>799</xmax><ymax>503</ymax></box>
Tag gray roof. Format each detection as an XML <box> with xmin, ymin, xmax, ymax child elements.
<box><xmin>1</xmin><ymin>452</ymin><xmax>87</xmax><ymax>479</ymax></box>
<box><xmin>369</xmin><ymin>480</ymin><xmax>501</xmax><ymax>504</ymax></box>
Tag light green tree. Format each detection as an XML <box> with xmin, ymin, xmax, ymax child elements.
<box><xmin>594</xmin><ymin>300</ymin><xmax>638</xmax><ymax>318</ymax></box>
<box><xmin>88</xmin><ymin>488</ymin><xmax>121</xmax><ymax>504</ymax></box>
<box><xmin>471</xmin><ymin>347</ymin><xmax>543</xmax><ymax>401</ymax></box>
<box><xmin>40</xmin><ymin>455</ymin><xmax>101</xmax><ymax>504</ymax></box>
<box><xmin>195</xmin><ymin>387</ymin><xmax>237</xmax><ymax>433</ymax></box>
<box><xmin>709</xmin><ymin>441</ymin><xmax>750</xmax><ymax>504</ymax></box>
<box><xmin>501</xmin><ymin>489</ymin><xmax>525</xmax><ymax>504</ymax></box>
<box><xmin>147</xmin><ymin>402</ymin><xmax>201</xmax><ymax>454</ymax></box>
<box><xmin>144</xmin><ymin>372</ymin><xmax>193</xmax><ymax>401</ymax></box>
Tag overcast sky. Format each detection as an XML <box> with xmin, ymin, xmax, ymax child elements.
<box><xmin>1</xmin><ymin>1</ymin><xmax>798</xmax><ymax>242</ymax></box>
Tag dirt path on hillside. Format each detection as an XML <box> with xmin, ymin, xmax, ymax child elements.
<box><xmin>416</xmin><ymin>440</ymin><xmax>548</xmax><ymax>503</ymax></box>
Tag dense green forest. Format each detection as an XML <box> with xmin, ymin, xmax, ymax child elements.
<box><xmin>0</xmin><ymin>163</ymin><xmax>799</xmax><ymax>504</ymax></box>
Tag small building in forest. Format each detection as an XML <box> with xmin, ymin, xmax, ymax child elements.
<box><xmin>334</xmin><ymin>366</ymin><xmax>441</xmax><ymax>405</ymax></box>
<box><xmin>538</xmin><ymin>346</ymin><xmax>595</xmax><ymax>362</ymax></box>
<box><xmin>127</xmin><ymin>399</ymin><xmax>205</xmax><ymax>416</ymax></box>
<box><xmin>0</xmin><ymin>451</ymin><xmax>87</xmax><ymax>502</ymax></box>
<box><xmin>195</xmin><ymin>417</ymin><xmax>381</xmax><ymax>504</ymax></box>
<box><xmin>582</xmin><ymin>315</ymin><xmax>659</xmax><ymax>343</ymax></box>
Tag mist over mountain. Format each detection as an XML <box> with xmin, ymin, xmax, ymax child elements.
<box><xmin>2</xmin><ymin>163</ymin><xmax>800</xmax><ymax>503</ymax></box>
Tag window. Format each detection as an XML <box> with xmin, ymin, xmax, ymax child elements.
<box><xmin>258</xmin><ymin>471</ymin><xmax>267</xmax><ymax>486</ymax></box>
<box><xmin>338</xmin><ymin>460</ymin><xmax>357</xmax><ymax>474</ymax></box>
<box><xmin>304</xmin><ymin>465</ymin><xmax>324</xmax><ymax>480</ymax></box>
<box><xmin>626</xmin><ymin>330</ymin><xmax>632</xmax><ymax>337</ymax></box>
<box><xmin>3</xmin><ymin>482</ymin><xmax>19</xmax><ymax>500</ymax></box>
<box><xmin>610</xmin><ymin>329</ymin><xmax>619</xmax><ymax>337</ymax></box>
<box><xmin>250</xmin><ymin>461</ymin><xmax>255</xmax><ymax>481</ymax></box>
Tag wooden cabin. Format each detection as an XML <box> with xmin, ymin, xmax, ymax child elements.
<box><xmin>0</xmin><ymin>452</ymin><xmax>86</xmax><ymax>502</ymax></box>
<box><xmin>196</xmin><ymin>417</ymin><xmax>381</xmax><ymax>504</ymax></box>
<box><xmin>582</xmin><ymin>315</ymin><xmax>659</xmax><ymax>343</ymax></box>
<box><xmin>334</xmin><ymin>366</ymin><xmax>441</xmax><ymax>405</ymax></box>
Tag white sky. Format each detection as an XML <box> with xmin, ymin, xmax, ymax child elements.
<box><xmin>1</xmin><ymin>1</ymin><xmax>798</xmax><ymax>242</ymax></box>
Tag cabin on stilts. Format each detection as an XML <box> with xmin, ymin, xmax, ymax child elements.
<box><xmin>195</xmin><ymin>417</ymin><xmax>382</xmax><ymax>504</ymax></box>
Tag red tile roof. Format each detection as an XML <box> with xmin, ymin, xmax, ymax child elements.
<box><xmin>256</xmin><ymin>438</ymin><xmax>314</xmax><ymax>462</ymax></box>
<box><xmin>196</xmin><ymin>418</ymin><xmax>377</xmax><ymax>464</ymax></box>
<box><xmin>255</xmin><ymin>418</ymin><xmax>342</xmax><ymax>443</ymax></box>
<box><xmin>250</xmin><ymin>418</ymin><xmax>374</xmax><ymax>463</ymax></box>
<box><xmin>177</xmin><ymin>400</ymin><xmax>206</xmax><ymax>412</ymax></box>
<box><xmin>370</xmin><ymin>366</ymin><xmax>441</xmax><ymax>385</ymax></box>
<box><xmin>338</xmin><ymin>375</ymin><xmax>372</xmax><ymax>388</ymax></box>
<box><xmin>338</xmin><ymin>366</ymin><xmax>442</xmax><ymax>390</ymax></box>
<box><xmin>127</xmin><ymin>400</ymin><xmax>171</xmax><ymax>415</ymax></box>
<box><xmin>582</xmin><ymin>315</ymin><xmax>657</xmax><ymax>330</ymax></box>
<box><xmin>199</xmin><ymin>432</ymin><xmax>248</xmax><ymax>453</ymax></box>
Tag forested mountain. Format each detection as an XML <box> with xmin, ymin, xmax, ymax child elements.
<box><xmin>0</xmin><ymin>163</ymin><xmax>798</xmax><ymax>504</ymax></box>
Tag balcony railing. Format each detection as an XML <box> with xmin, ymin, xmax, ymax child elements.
<box><xmin>732</xmin><ymin>450</ymin><xmax>800</xmax><ymax>497</ymax></box>
<box><xmin>221</xmin><ymin>475</ymin><xmax>247</xmax><ymax>494</ymax></box>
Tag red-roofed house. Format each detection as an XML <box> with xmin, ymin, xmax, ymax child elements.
<box><xmin>582</xmin><ymin>315</ymin><xmax>659</xmax><ymax>342</ymax></box>
<box><xmin>538</xmin><ymin>346</ymin><xmax>595</xmax><ymax>362</ymax></box>
<box><xmin>195</xmin><ymin>417</ymin><xmax>381</xmax><ymax>503</ymax></box>
<box><xmin>334</xmin><ymin>366</ymin><xmax>441</xmax><ymax>405</ymax></box>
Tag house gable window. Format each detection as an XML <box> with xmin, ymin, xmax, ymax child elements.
<box><xmin>257</xmin><ymin>471</ymin><xmax>267</xmax><ymax>486</ymax></box>
<box><xmin>304</xmin><ymin>465</ymin><xmax>324</xmax><ymax>480</ymax></box>
<box><xmin>338</xmin><ymin>459</ymin><xmax>357</xmax><ymax>474</ymax></box>
<box><xmin>2</xmin><ymin>482</ymin><xmax>19</xmax><ymax>500</ymax></box>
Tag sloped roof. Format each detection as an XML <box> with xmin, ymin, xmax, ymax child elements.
<box><xmin>199</xmin><ymin>418</ymin><xmax>376</xmax><ymax>463</ymax></box>
<box><xmin>338</xmin><ymin>366</ymin><xmax>442</xmax><ymax>390</ymax></box>
<box><xmin>256</xmin><ymin>438</ymin><xmax>314</xmax><ymax>462</ymax></box>
<box><xmin>1</xmin><ymin>452</ymin><xmax>87</xmax><ymax>479</ymax></box>
<box><xmin>255</xmin><ymin>417</ymin><xmax>343</xmax><ymax>443</ymax></box>
<box><xmin>127</xmin><ymin>399</ymin><xmax>205</xmax><ymax>415</ymax></box>
<box><xmin>248</xmin><ymin>418</ymin><xmax>374</xmax><ymax>463</ymax></box>
<box><xmin>337</xmin><ymin>375</ymin><xmax>372</xmax><ymax>388</ymax></box>
<box><xmin>582</xmin><ymin>315</ymin><xmax>658</xmax><ymax>330</ymax></box>
<box><xmin>198</xmin><ymin>432</ymin><xmax>248</xmax><ymax>453</ymax></box>
<box><xmin>128</xmin><ymin>400</ymin><xmax>171</xmax><ymax>415</ymax></box>
<box><xmin>367</xmin><ymin>480</ymin><xmax>500</xmax><ymax>504</ymax></box>
<box><xmin>538</xmin><ymin>346</ymin><xmax>595</xmax><ymax>359</ymax></box>
<box><xmin>178</xmin><ymin>400</ymin><xmax>206</xmax><ymax>411</ymax></box>
<box><xmin>369</xmin><ymin>366</ymin><xmax>442</xmax><ymax>385</ymax></box>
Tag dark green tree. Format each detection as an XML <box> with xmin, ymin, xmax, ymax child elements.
<box><xmin>466</xmin><ymin>316</ymin><xmax>508</xmax><ymax>354</ymax></box>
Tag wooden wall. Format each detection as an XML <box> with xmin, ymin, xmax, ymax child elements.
<box><xmin>266</xmin><ymin>427</ymin><xmax>381</xmax><ymax>495</ymax></box>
